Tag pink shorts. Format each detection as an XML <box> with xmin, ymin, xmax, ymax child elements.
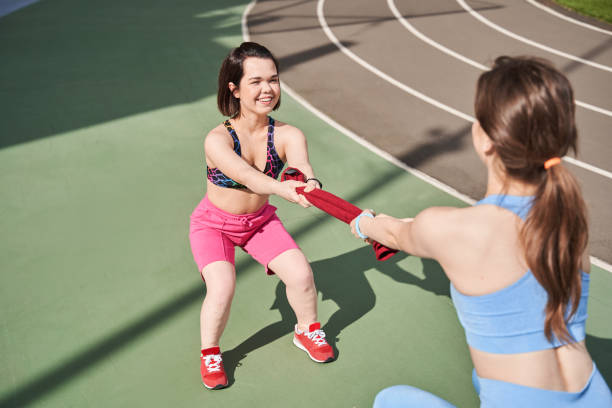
<box><xmin>189</xmin><ymin>195</ymin><xmax>299</xmax><ymax>277</ymax></box>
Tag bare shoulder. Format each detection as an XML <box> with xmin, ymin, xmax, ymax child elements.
<box><xmin>414</xmin><ymin>205</ymin><xmax>475</xmax><ymax>234</ymax></box>
<box><xmin>273</xmin><ymin>120</ymin><xmax>305</xmax><ymax>139</ymax></box>
<box><xmin>205</xmin><ymin>123</ymin><xmax>228</xmax><ymax>140</ymax></box>
<box><xmin>204</xmin><ymin>123</ymin><xmax>231</xmax><ymax>149</ymax></box>
<box><xmin>425</xmin><ymin>204</ymin><xmax>514</xmax><ymax>239</ymax></box>
<box><xmin>411</xmin><ymin>205</ymin><xmax>491</xmax><ymax>262</ymax></box>
<box><xmin>203</xmin><ymin>123</ymin><xmax>234</xmax><ymax>166</ymax></box>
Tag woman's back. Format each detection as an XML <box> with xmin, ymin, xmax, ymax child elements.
<box><xmin>443</xmin><ymin>198</ymin><xmax>593</xmax><ymax>392</ymax></box>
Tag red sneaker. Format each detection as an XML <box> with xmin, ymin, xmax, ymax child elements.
<box><xmin>293</xmin><ymin>322</ymin><xmax>335</xmax><ymax>363</ymax></box>
<box><xmin>200</xmin><ymin>347</ymin><xmax>228</xmax><ymax>390</ymax></box>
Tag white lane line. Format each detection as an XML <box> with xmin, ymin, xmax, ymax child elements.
<box><xmin>242</xmin><ymin>0</ymin><xmax>612</xmax><ymax>274</ymax></box>
<box><xmin>317</xmin><ymin>0</ymin><xmax>612</xmax><ymax>180</ymax></box>
<box><xmin>562</xmin><ymin>156</ymin><xmax>612</xmax><ymax>179</ymax></box>
<box><xmin>575</xmin><ymin>100</ymin><xmax>612</xmax><ymax>117</ymax></box>
<box><xmin>242</xmin><ymin>0</ymin><xmax>256</xmax><ymax>37</ymax></box>
<box><xmin>456</xmin><ymin>0</ymin><xmax>612</xmax><ymax>73</ymax></box>
<box><xmin>316</xmin><ymin>0</ymin><xmax>473</xmax><ymax>122</ymax></box>
<box><xmin>388</xmin><ymin>0</ymin><xmax>612</xmax><ymax>119</ymax></box>
<box><xmin>243</xmin><ymin>1</ymin><xmax>474</xmax><ymax>203</ymax></box>
<box><xmin>525</xmin><ymin>0</ymin><xmax>612</xmax><ymax>36</ymax></box>
<box><xmin>283</xmin><ymin>83</ymin><xmax>477</xmax><ymax>205</ymax></box>
<box><xmin>562</xmin><ymin>157</ymin><xmax>612</xmax><ymax>180</ymax></box>
<box><xmin>388</xmin><ymin>0</ymin><xmax>487</xmax><ymax>71</ymax></box>
<box><xmin>592</xmin><ymin>257</ymin><xmax>612</xmax><ymax>274</ymax></box>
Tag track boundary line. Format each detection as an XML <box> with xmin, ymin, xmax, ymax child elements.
<box><xmin>525</xmin><ymin>0</ymin><xmax>612</xmax><ymax>36</ymax></box>
<box><xmin>316</xmin><ymin>1</ymin><xmax>473</xmax><ymax>122</ymax></box>
<box><xmin>456</xmin><ymin>0</ymin><xmax>612</xmax><ymax>73</ymax></box>
<box><xmin>242</xmin><ymin>0</ymin><xmax>612</xmax><ymax>274</ymax></box>
<box><xmin>388</xmin><ymin>0</ymin><xmax>612</xmax><ymax>119</ymax></box>
<box><xmin>318</xmin><ymin>0</ymin><xmax>612</xmax><ymax>181</ymax></box>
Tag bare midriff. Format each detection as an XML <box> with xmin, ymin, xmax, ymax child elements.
<box><xmin>206</xmin><ymin>182</ymin><xmax>269</xmax><ymax>215</ymax></box>
<box><xmin>470</xmin><ymin>341</ymin><xmax>593</xmax><ymax>392</ymax></box>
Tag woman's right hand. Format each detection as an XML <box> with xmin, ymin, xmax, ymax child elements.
<box><xmin>275</xmin><ymin>180</ymin><xmax>307</xmax><ymax>206</ymax></box>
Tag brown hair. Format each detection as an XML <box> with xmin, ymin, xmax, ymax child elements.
<box><xmin>475</xmin><ymin>56</ymin><xmax>588</xmax><ymax>343</ymax></box>
<box><xmin>217</xmin><ymin>42</ymin><xmax>281</xmax><ymax>117</ymax></box>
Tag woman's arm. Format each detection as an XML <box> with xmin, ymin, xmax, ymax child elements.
<box><xmin>282</xmin><ymin>125</ymin><xmax>320</xmax><ymax>206</ymax></box>
<box><xmin>283</xmin><ymin>126</ymin><xmax>316</xmax><ymax>180</ymax></box>
<box><xmin>204</xmin><ymin>129</ymin><xmax>304</xmax><ymax>203</ymax></box>
<box><xmin>350</xmin><ymin>207</ymin><xmax>458</xmax><ymax>260</ymax></box>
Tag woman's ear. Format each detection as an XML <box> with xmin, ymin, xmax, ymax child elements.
<box><xmin>228</xmin><ymin>82</ymin><xmax>239</xmax><ymax>99</ymax></box>
<box><xmin>474</xmin><ymin>121</ymin><xmax>494</xmax><ymax>155</ymax></box>
<box><xmin>482</xmin><ymin>134</ymin><xmax>495</xmax><ymax>156</ymax></box>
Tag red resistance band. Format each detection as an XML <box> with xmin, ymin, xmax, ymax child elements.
<box><xmin>281</xmin><ymin>167</ymin><xmax>398</xmax><ymax>261</ymax></box>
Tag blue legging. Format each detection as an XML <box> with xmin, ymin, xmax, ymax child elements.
<box><xmin>373</xmin><ymin>364</ymin><xmax>612</xmax><ymax>407</ymax></box>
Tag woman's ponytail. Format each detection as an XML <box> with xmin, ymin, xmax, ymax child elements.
<box><xmin>522</xmin><ymin>163</ymin><xmax>588</xmax><ymax>342</ymax></box>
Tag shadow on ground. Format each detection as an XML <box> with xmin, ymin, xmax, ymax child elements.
<box><xmin>0</xmin><ymin>120</ymin><xmax>477</xmax><ymax>404</ymax></box>
<box><xmin>0</xmin><ymin>0</ymin><xmax>245</xmax><ymax>148</ymax></box>
<box><xmin>587</xmin><ymin>334</ymin><xmax>612</xmax><ymax>384</ymax></box>
<box><xmin>222</xmin><ymin>245</ymin><xmax>450</xmax><ymax>385</ymax></box>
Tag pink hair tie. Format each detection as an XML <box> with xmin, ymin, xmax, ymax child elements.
<box><xmin>544</xmin><ymin>157</ymin><xmax>561</xmax><ymax>170</ymax></box>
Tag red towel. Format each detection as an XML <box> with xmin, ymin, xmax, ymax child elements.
<box><xmin>282</xmin><ymin>167</ymin><xmax>398</xmax><ymax>261</ymax></box>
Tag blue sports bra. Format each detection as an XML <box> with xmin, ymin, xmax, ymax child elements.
<box><xmin>206</xmin><ymin>117</ymin><xmax>285</xmax><ymax>189</ymax></box>
<box><xmin>450</xmin><ymin>194</ymin><xmax>589</xmax><ymax>354</ymax></box>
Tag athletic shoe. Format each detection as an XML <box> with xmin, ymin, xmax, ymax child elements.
<box><xmin>293</xmin><ymin>322</ymin><xmax>335</xmax><ymax>363</ymax></box>
<box><xmin>201</xmin><ymin>347</ymin><xmax>228</xmax><ymax>390</ymax></box>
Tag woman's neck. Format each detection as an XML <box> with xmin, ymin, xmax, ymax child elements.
<box><xmin>232</xmin><ymin>111</ymin><xmax>268</xmax><ymax>135</ymax></box>
<box><xmin>485</xmin><ymin>164</ymin><xmax>537</xmax><ymax>197</ymax></box>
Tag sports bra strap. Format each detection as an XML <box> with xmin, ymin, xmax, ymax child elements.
<box><xmin>475</xmin><ymin>194</ymin><xmax>534</xmax><ymax>221</ymax></box>
<box><xmin>223</xmin><ymin>120</ymin><xmax>241</xmax><ymax>155</ymax></box>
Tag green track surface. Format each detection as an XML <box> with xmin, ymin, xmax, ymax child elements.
<box><xmin>1</xmin><ymin>1</ymin><xmax>610</xmax><ymax>407</ymax></box>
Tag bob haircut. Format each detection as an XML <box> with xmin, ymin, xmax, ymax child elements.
<box><xmin>217</xmin><ymin>42</ymin><xmax>281</xmax><ymax>117</ymax></box>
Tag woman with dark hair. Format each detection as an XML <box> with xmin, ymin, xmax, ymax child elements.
<box><xmin>189</xmin><ymin>42</ymin><xmax>333</xmax><ymax>390</ymax></box>
<box><xmin>349</xmin><ymin>56</ymin><xmax>612</xmax><ymax>406</ymax></box>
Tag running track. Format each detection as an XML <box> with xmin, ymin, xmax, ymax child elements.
<box><xmin>246</xmin><ymin>0</ymin><xmax>612</xmax><ymax>267</ymax></box>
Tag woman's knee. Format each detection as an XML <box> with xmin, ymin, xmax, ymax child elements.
<box><xmin>288</xmin><ymin>266</ymin><xmax>315</xmax><ymax>290</ymax></box>
<box><xmin>271</xmin><ymin>250</ymin><xmax>315</xmax><ymax>290</ymax></box>
<box><xmin>202</xmin><ymin>262</ymin><xmax>236</xmax><ymax>302</ymax></box>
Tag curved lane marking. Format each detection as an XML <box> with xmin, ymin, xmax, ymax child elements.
<box><xmin>317</xmin><ymin>0</ymin><xmax>474</xmax><ymax>122</ymax></box>
<box><xmin>456</xmin><ymin>0</ymin><xmax>612</xmax><ymax>73</ymax></box>
<box><xmin>317</xmin><ymin>0</ymin><xmax>612</xmax><ymax>180</ymax></box>
<box><xmin>388</xmin><ymin>0</ymin><xmax>612</xmax><ymax>118</ymax></box>
<box><xmin>242</xmin><ymin>0</ymin><xmax>612</xmax><ymax>273</ymax></box>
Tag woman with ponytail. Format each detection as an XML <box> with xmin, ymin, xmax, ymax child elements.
<box><xmin>350</xmin><ymin>56</ymin><xmax>612</xmax><ymax>407</ymax></box>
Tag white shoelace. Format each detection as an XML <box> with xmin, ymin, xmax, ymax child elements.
<box><xmin>203</xmin><ymin>354</ymin><xmax>222</xmax><ymax>372</ymax></box>
<box><xmin>307</xmin><ymin>329</ymin><xmax>327</xmax><ymax>347</ymax></box>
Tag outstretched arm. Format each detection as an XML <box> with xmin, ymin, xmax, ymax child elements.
<box><xmin>283</xmin><ymin>126</ymin><xmax>321</xmax><ymax>206</ymax></box>
<box><xmin>350</xmin><ymin>207</ymin><xmax>457</xmax><ymax>260</ymax></box>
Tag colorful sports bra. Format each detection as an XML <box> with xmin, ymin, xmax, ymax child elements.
<box><xmin>206</xmin><ymin>117</ymin><xmax>285</xmax><ymax>189</ymax></box>
<box><xmin>450</xmin><ymin>194</ymin><xmax>589</xmax><ymax>354</ymax></box>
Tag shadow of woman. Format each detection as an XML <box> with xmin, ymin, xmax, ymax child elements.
<box><xmin>586</xmin><ymin>334</ymin><xmax>612</xmax><ymax>386</ymax></box>
<box><xmin>222</xmin><ymin>245</ymin><xmax>450</xmax><ymax>385</ymax></box>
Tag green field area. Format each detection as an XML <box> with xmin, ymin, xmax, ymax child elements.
<box><xmin>1</xmin><ymin>1</ymin><xmax>611</xmax><ymax>407</ymax></box>
<box><xmin>554</xmin><ymin>0</ymin><xmax>612</xmax><ymax>23</ymax></box>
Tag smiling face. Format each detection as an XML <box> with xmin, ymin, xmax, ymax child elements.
<box><xmin>230</xmin><ymin>57</ymin><xmax>280</xmax><ymax>116</ymax></box>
